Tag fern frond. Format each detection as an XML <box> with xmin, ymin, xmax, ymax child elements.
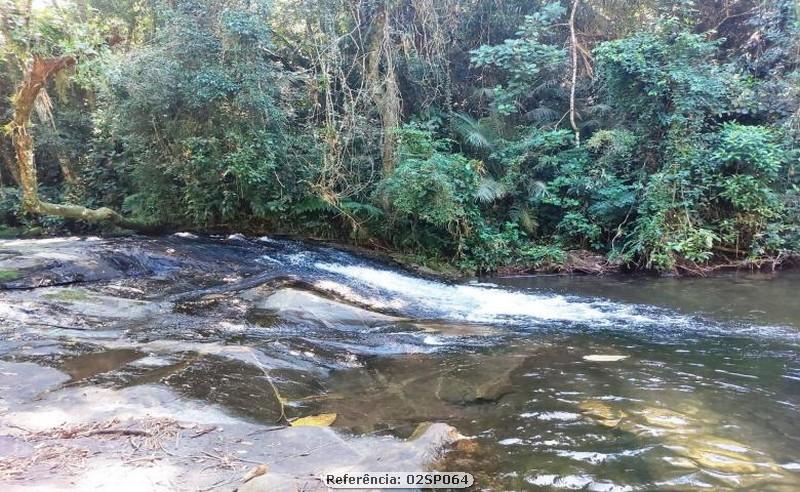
<box><xmin>476</xmin><ymin>176</ymin><xmax>509</xmax><ymax>203</ymax></box>
<box><xmin>526</xmin><ymin>105</ymin><xmax>558</xmax><ymax>124</ymax></box>
<box><xmin>452</xmin><ymin>112</ymin><xmax>498</xmax><ymax>151</ymax></box>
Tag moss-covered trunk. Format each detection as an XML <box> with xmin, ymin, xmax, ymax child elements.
<box><xmin>9</xmin><ymin>56</ymin><xmax>155</xmax><ymax>231</ymax></box>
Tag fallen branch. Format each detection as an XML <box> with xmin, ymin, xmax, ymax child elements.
<box><xmin>81</xmin><ymin>429</ymin><xmax>152</xmax><ymax>438</ymax></box>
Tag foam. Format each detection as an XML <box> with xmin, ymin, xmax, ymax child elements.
<box><xmin>315</xmin><ymin>262</ymin><xmax>652</xmax><ymax>325</ymax></box>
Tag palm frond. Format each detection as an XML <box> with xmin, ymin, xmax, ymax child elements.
<box><xmin>526</xmin><ymin>105</ymin><xmax>558</xmax><ymax>124</ymax></box>
<box><xmin>579</xmin><ymin>118</ymin><xmax>602</xmax><ymax>131</ymax></box>
<box><xmin>471</xmin><ymin>87</ymin><xmax>496</xmax><ymax>101</ymax></box>
<box><xmin>586</xmin><ymin>103</ymin><xmax>612</xmax><ymax>115</ymax></box>
<box><xmin>452</xmin><ymin>112</ymin><xmax>498</xmax><ymax>151</ymax></box>
<box><xmin>525</xmin><ymin>179</ymin><xmax>548</xmax><ymax>199</ymax></box>
<box><xmin>509</xmin><ymin>202</ymin><xmax>539</xmax><ymax>233</ymax></box>
<box><xmin>476</xmin><ymin>176</ymin><xmax>509</xmax><ymax>203</ymax></box>
<box><xmin>527</xmin><ymin>78</ymin><xmax>562</xmax><ymax>97</ymax></box>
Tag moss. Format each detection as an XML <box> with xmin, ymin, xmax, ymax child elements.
<box><xmin>0</xmin><ymin>269</ymin><xmax>21</xmax><ymax>281</ymax></box>
<box><xmin>43</xmin><ymin>288</ymin><xmax>92</xmax><ymax>302</ymax></box>
<box><xmin>0</xmin><ymin>227</ymin><xmax>27</xmax><ymax>239</ymax></box>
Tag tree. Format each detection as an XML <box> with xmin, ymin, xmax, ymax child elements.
<box><xmin>2</xmin><ymin>0</ymin><xmax>153</xmax><ymax>229</ymax></box>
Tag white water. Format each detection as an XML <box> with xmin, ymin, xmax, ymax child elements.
<box><xmin>314</xmin><ymin>262</ymin><xmax>657</xmax><ymax>326</ymax></box>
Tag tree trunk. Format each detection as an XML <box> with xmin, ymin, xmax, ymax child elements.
<box><xmin>368</xmin><ymin>4</ymin><xmax>401</xmax><ymax>174</ymax></box>
<box><xmin>57</xmin><ymin>153</ymin><xmax>77</xmax><ymax>186</ymax></box>
<box><xmin>9</xmin><ymin>56</ymin><xmax>156</xmax><ymax>231</ymax></box>
<box><xmin>569</xmin><ymin>0</ymin><xmax>580</xmax><ymax>147</ymax></box>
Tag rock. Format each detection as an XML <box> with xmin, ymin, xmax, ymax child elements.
<box><xmin>0</xmin><ymin>237</ymin><xmax>179</xmax><ymax>289</ymax></box>
<box><xmin>433</xmin><ymin>357</ymin><xmax>521</xmax><ymax>405</ymax></box>
<box><xmin>578</xmin><ymin>400</ymin><xmax>627</xmax><ymax>428</ymax></box>
<box><xmin>0</xmin><ymin>361</ymin><xmax>70</xmax><ymax>411</ymax></box>
<box><xmin>245</xmin><ymin>287</ymin><xmax>399</xmax><ymax>326</ymax></box>
<box><xmin>239</xmin><ymin>422</ymin><xmax>464</xmax><ymax>492</ymax></box>
<box><xmin>633</xmin><ymin>407</ymin><xmax>694</xmax><ymax>433</ymax></box>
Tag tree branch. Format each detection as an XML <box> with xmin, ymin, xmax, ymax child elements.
<box><xmin>568</xmin><ymin>0</ymin><xmax>580</xmax><ymax>147</ymax></box>
<box><xmin>9</xmin><ymin>55</ymin><xmax>159</xmax><ymax>232</ymax></box>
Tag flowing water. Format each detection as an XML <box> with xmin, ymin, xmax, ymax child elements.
<box><xmin>1</xmin><ymin>235</ymin><xmax>799</xmax><ymax>491</ymax></box>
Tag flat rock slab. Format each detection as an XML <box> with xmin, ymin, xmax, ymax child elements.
<box><xmin>0</xmin><ymin>237</ymin><xmax>179</xmax><ymax>289</ymax></box>
<box><xmin>0</xmin><ymin>362</ymin><xmax>462</xmax><ymax>491</ymax></box>
<box><xmin>0</xmin><ymin>360</ymin><xmax>70</xmax><ymax>410</ymax></box>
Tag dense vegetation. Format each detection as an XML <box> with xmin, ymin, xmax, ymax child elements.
<box><xmin>1</xmin><ymin>0</ymin><xmax>798</xmax><ymax>274</ymax></box>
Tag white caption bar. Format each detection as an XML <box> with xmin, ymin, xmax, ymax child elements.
<box><xmin>322</xmin><ymin>472</ymin><xmax>474</xmax><ymax>489</ymax></box>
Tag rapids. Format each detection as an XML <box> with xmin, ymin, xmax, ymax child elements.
<box><xmin>0</xmin><ymin>234</ymin><xmax>799</xmax><ymax>490</ymax></box>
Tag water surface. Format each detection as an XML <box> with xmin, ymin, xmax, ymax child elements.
<box><xmin>1</xmin><ymin>236</ymin><xmax>798</xmax><ymax>491</ymax></box>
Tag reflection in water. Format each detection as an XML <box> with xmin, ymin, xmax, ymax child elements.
<box><xmin>60</xmin><ymin>348</ymin><xmax>144</xmax><ymax>380</ymax></box>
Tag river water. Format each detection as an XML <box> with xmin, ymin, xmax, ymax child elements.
<box><xmin>1</xmin><ymin>235</ymin><xmax>799</xmax><ymax>490</ymax></box>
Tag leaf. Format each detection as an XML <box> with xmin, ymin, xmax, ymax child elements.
<box><xmin>242</xmin><ymin>464</ymin><xmax>269</xmax><ymax>483</ymax></box>
<box><xmin>476</xmin><ymin>177</ymin><xmax>508</xmax><ymax>203</ymax></box>
<box><xmin>290</xmin><ymin>413</ymin><xmax>337</xmax><ymax>427</ymax></box>
<box><xmin>451</xmin><ymin>112</ymin><xmax>497</xmax><ymax>150</ymax></box>
<box><xmin>583</xmin><ymin>355</ymin><xmax>629</xmax><ymax>362</ymax></box>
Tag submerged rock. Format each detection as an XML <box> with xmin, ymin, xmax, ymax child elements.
<box><xmin>578</xmin><ymin>400</ymin><xmax>628</xmax><ymax>428</ymax></box>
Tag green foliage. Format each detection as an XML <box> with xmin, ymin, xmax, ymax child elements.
<box><xmin>382</xmin><ymin>125</ymin><xmax>481</xmax><ymax>232</ymax></box>
<box><xmin>626</xmin><ymin>123</ymin><xmax>791</xmax><ymax>270</ymax></box>
<box><xmin>594</xmin><ymin>27</ymin><xmax>732</xmax><ymax>131</ymax></box>
<box><xmin>459</xmin><ymin>221</ymin><xmax>566</xmax><ymax>273</ymax></box>
<box><xmin>1</xmin><ymin>0</ymin><xmax>797</xmax><ymax>274</ymax></box>
<box><xmin>91</xmin><ymin>0</ymin><xmax>310</xmax><ymax>227</ymax></box>
<box><xmin>470</xmin><ymin>4</ymin><xmax>567</xmax><ymax>116</ymax></box>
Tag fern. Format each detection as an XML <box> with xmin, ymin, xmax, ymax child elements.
<box><xmin>451</xmin><ymin>112</ymin><xmax>498</xmax><ymax>151</ymax></box>
<box><xmin>293</xmin><ymin>196</ymin><xmax>336</xmax><ymax>215</ymax></box>
<box><xmin>526</xmin><ymin>105</ymin><xmax>558</xmax><ymax>124</ymax></box>
<box><xmin>476</xmin><ymin>176</ymin><xmax>509</xmax><ymax>203</ymax></box>
<box><xmin>340</xmin><ymin>200</ymin><xmax>384</xmax><ymax>219</ymax></box>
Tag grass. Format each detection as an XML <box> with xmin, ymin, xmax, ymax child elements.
<box><xmin>0</xmin><ymin>269</ymin><xmax>20</xmax><ymax>282</ymax></box>
<box><xmin>43</xmin><ymin>288</ymin><xmax>92</xmax><ymax>302</ymax></box>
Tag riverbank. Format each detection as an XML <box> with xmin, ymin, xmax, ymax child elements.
<box><xmin>4</xmin><ymin>226</ymin><xmax>798</xmax><ymax>278</ymax></box>
<box><xmin>348</xmin><ymin>240</ymin><xmax>799</xmax><ymax>279</ymax></box>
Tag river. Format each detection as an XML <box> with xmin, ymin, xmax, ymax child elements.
<box><xmin>0</xmin><ymin>235</ymin><xmax>798</xmax><ymax>491</ymax></box>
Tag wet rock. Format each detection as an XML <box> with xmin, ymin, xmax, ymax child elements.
<box><xmin>239</xmin><ymin>422</ymin><xmax>464</xmax><ymax>492</ymax></box>
<box><xmin>433</xmin><ymin>357</ymin><xmax>521</xmax><ymax>405</ymax></box>
<box><xmin>0</xmin><ymin>361</ymin><xmax>70</xmax><ymax>410</ymax></box>
<box><xmin>0</xmin><ymin>237</ymin><xmax>179</xmax><ymax>289</ymax></box>
<box><xmin>0</xmin><ymin>286</ymin><xmax>167</xmax><ymax>331</ymax></box>
<box><xmin>578</xmin><ymin>400</ymin><xmax>628</xmax><ymax>428</ymax></box>
<box><xmin>632</xmin><ymin>407</ymin><xmax>695</xmax><ymax>434</ymax></box>
<box><xmin>246</xmin><ymin>287</ymin><xmax>399</xmax><ymax>326</ymax></box>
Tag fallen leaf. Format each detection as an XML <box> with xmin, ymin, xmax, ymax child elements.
<box><xmin>290</xmin><ymin>413</ymin><xmax>337</xmax><ymax>427</ymax></box>
<box><xmin>583</xmin><ymin>354</ymin><xmax>629</xmax><ymax>362</ymax></box>
<box><xmin>242</xmin><ymin>464</ymin><xmax>269</xmax><ymax>483</ymax></box>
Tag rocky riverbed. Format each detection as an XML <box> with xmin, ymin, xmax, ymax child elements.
<box><xmin>0</xmin><ymin>236</ymin><xmax>469</xmax><ymax>491</ymax></box>
<box><xmin>1</xmin><ymin>235</ymin><xmax>799</xmax><ymax>491</ymax></box>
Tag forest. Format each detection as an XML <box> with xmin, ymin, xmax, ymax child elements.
<box><xmin>1</xmin><ymin>0</ymin><xmax>798</xmax><ymax>274</ymax></box>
